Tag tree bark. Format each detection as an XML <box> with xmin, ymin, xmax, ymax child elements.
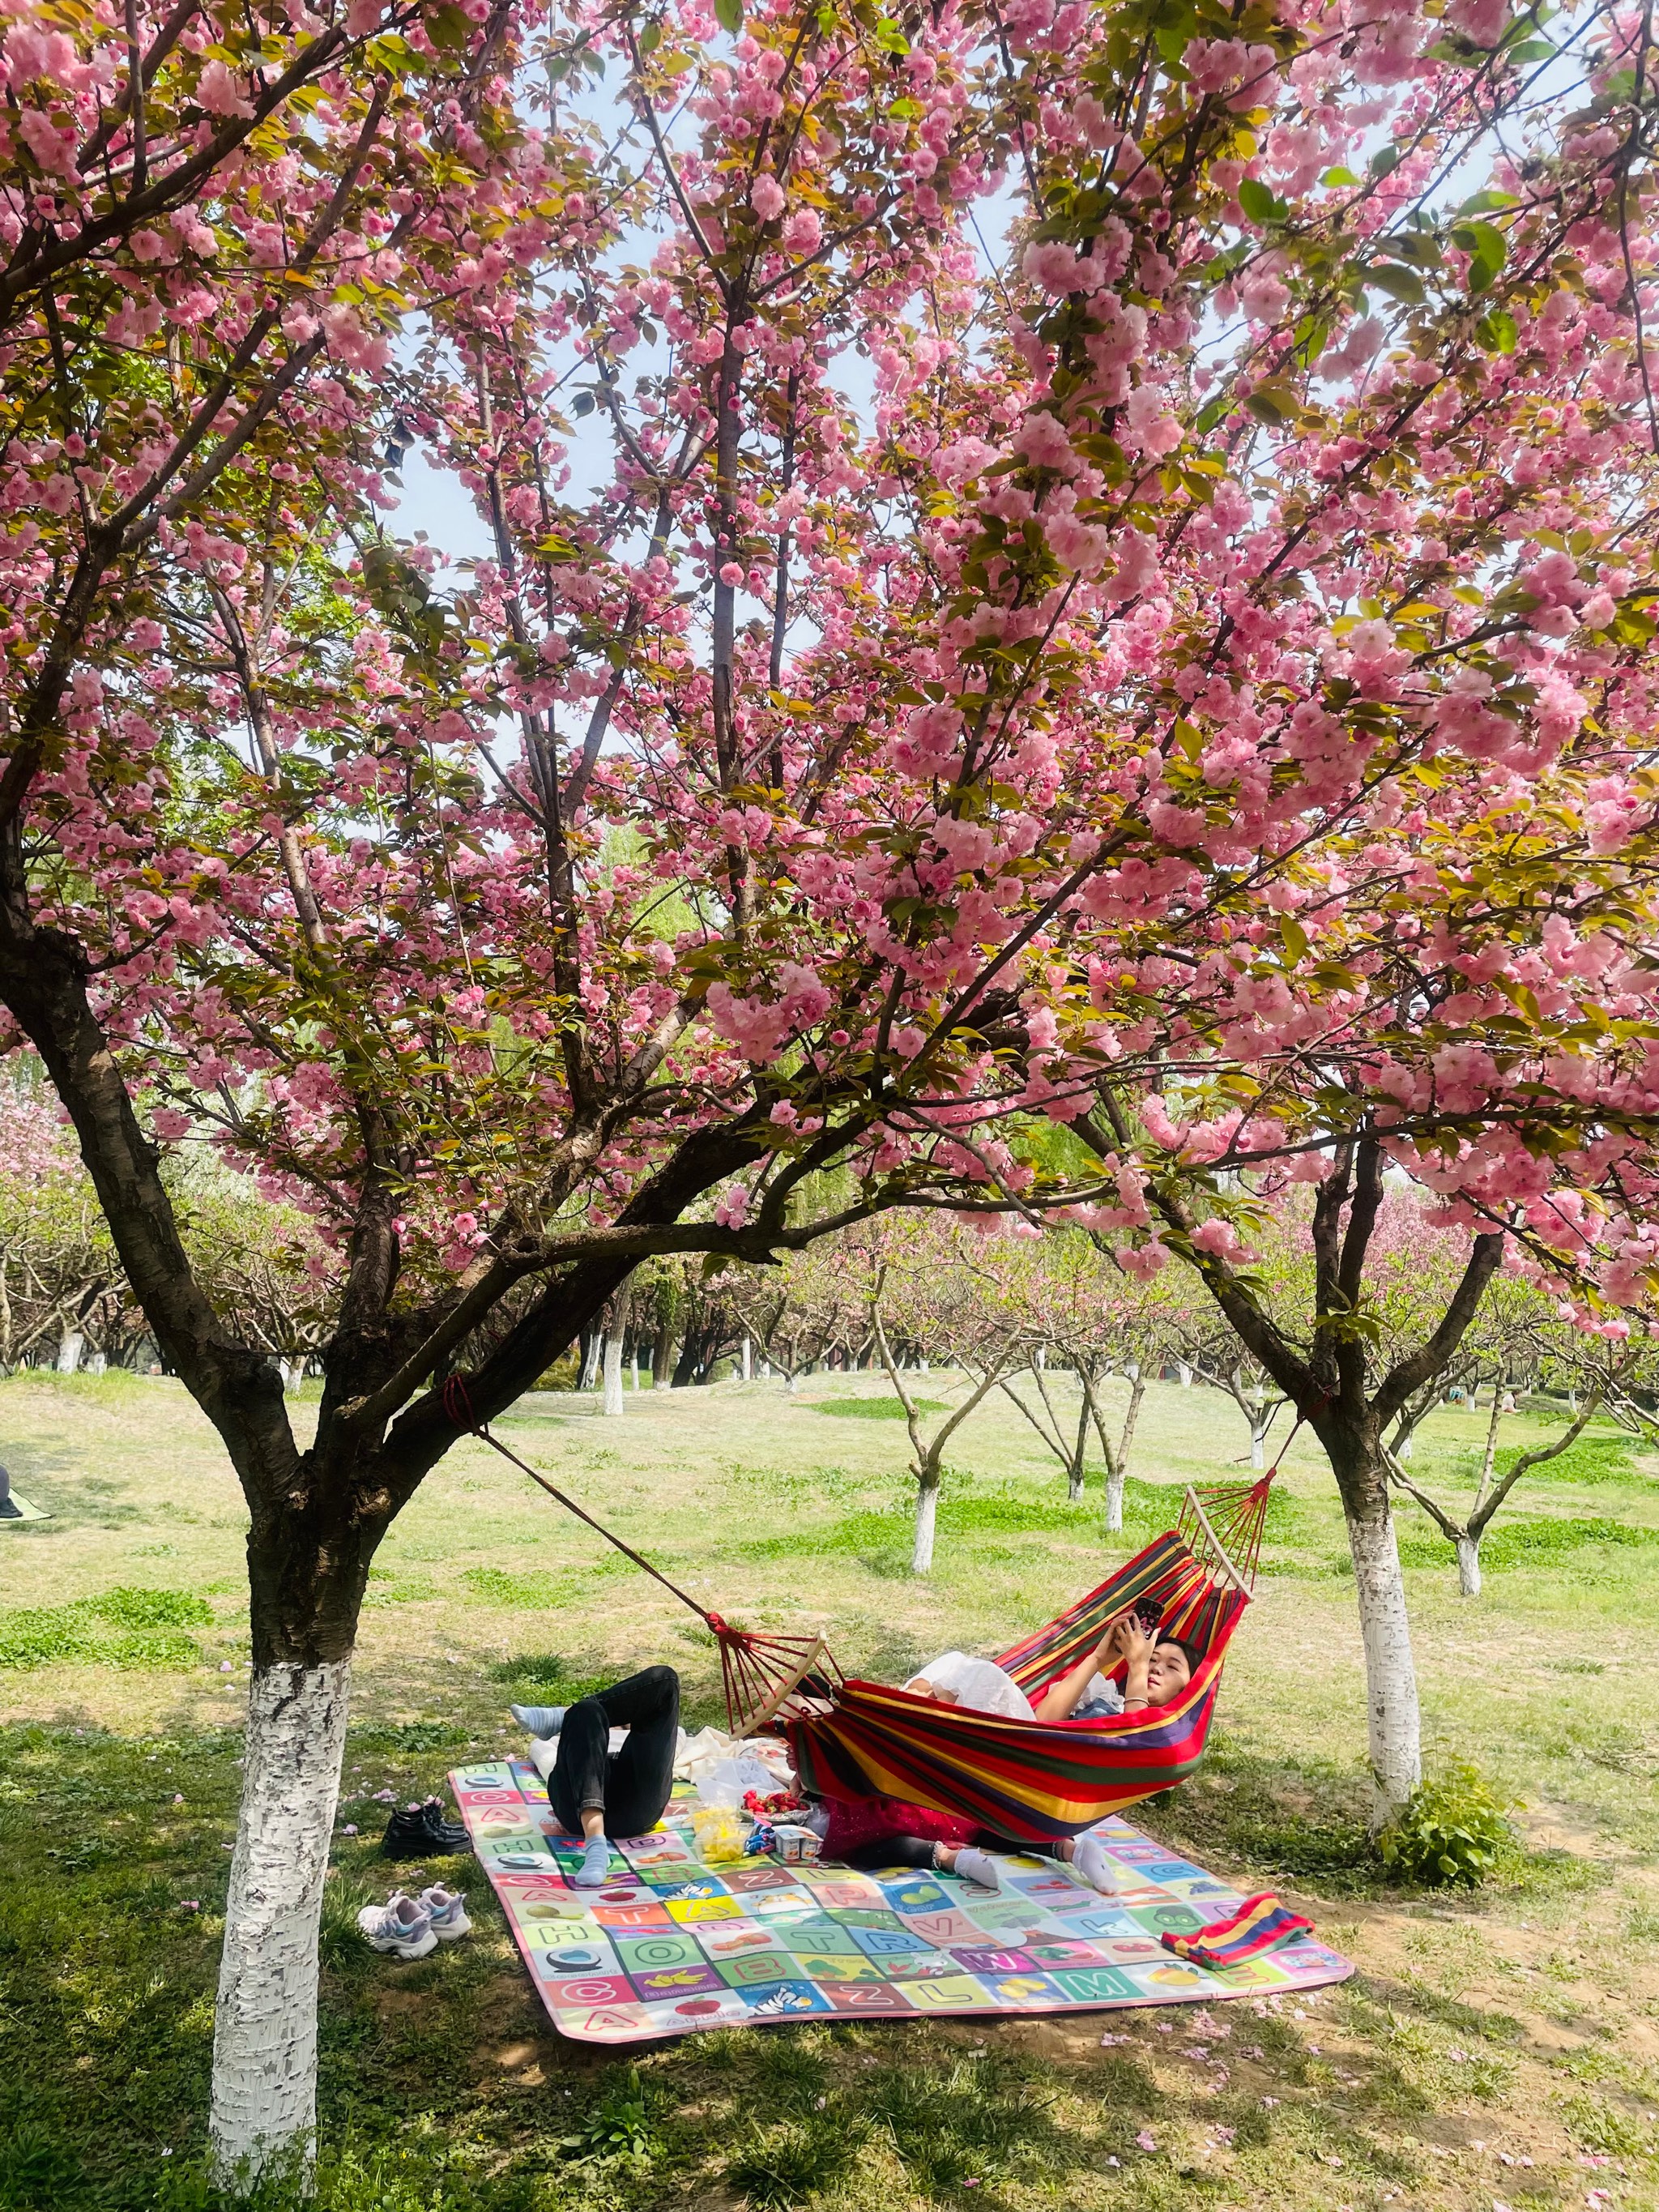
<box><xmin>912</xmin><ymin>1475</ymin><xmax>939</xmax><ymax>1574</ymax></box>
<box><xmin>56</xmin><ymin>1328</ymin><xmax>84</xmax><ymax>1373</ymax></box>
<box><xmin>210</xmin><ymin>1659</ymin><xmax>351</xmax><ymax>2180</ymax></box>
<box><xmin>1345</xmin><ymin>1489</ymin><xmax>1422</xmax><ymax>1821</ymax></box>
<box><xmin>600</xmin><ymin>1287</ymin><xmax>631</xmax><ymax>1418</ymax></box>
<box><xmin>1118</xmin><ymin>1366</ymin><xmax>1146</xmax><ymax>1477</ymax></box>
<box><xmin>1455</xmin><ymin>1532</ymin><xmax>1482</xmax><ymax>1597</ymax></box>
<box><xmin>1104</xmin><ymin>1460</ymin><xmax>1126</xmax><ymax>1533</ymax></box>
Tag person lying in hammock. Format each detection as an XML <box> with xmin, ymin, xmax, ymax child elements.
<box><xmin>809</xmin><ymin>1614</ymin><xmax>1196</xmax><ymax>1894</ymax></box>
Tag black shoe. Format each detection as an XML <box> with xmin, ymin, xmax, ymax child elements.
<box><xmin>382</xmin><ymin>1798</ymin><xmax>470</xmax><ymax>1859</ymax></box>
<box><xmin>0</xmin><ymin>1498</ymin><xmax>20</xmax><ymax>1519</ymax></box>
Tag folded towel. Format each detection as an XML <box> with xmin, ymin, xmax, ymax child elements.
<box><xmin>1158</xmin><ymin>1891</ymin><xmax>1313</xmax><ymax>1969</ymax></box>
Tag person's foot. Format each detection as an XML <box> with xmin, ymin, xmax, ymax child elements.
<box><xmin>571</xmin><ymin>1835</ymin><xmax>612</xmax><ymax>1889</ymax></box>
<box><xmin>0</xmin><ymin>1498</ymin><xmax>20</xmax><ymax>1519</ymax></box>
<box><xmin>382</xmin><ymin>1800</ymin><xmax>469</xmax><ymax>1858</ymax></box>
<box><xmin>510</xmin><ymin>1702</ymin><xmax>566</xmax><ymax>1737</ymax></box>
<box><xmin>357</xmin><ymin>1892</ymin><xmax>437</xmax><ymax>1959</ymax></box>
<box><xmin>417</xmin><ymin>1885</ymin><xmax>471</xmax><ymax>1941</ymax></box>
<box><xmin>949</xmin><ymin>1846</ymin><xmax>1001</xmax><ymax>1890</ymax></box>
<box><xmin>1071</xmin><ymin>1834</ymin><xmax>1120</xmax><ymax>1893</ymax></box>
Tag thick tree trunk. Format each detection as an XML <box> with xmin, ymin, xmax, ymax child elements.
<box><xmin>1456</xmin><ymin>1532</ymin><xmax>1482</xmax><ymax>1597</ymax></box>
<box><xmin>210</xmin><ymin>1659</ymin><xmax>351</xmax><ymax>2180</ymax></box>
<box><xmin>56</xmin><ymin>1328</ymin><xmax>84</xmax><ymax>1373</ymax></box>
<box><xmin>912</xmin><ymin>1475</ymin><xmax>939</xmax><ymax>1574</ymax></box>
<box><xmin>1345</xmin><ymin>1496</ymin><xmax>1422</xmax><ymax>1821</ymax></box>
<box><xmin>741</xmin><ymin>1335</ymin><xmax>753</xmax><ymax>1381</ymax></box>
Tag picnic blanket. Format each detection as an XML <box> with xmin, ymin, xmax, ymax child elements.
<box><xmin>450</xmin><ymin>1758</ymin><xmax>1353</xmax><ymax>2046</ymax></box>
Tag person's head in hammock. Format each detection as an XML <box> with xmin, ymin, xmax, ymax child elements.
<box><xmin>900</xmin><ymin>1615</ymin><xmax>1199</xmax><ymax>1725</ymax></box>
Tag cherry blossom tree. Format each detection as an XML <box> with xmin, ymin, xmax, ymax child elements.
<box><xmin>9</xmin><ymin>0</ymin><xmax>1659</xmax><ymax>2167</ymax></box>
<box><xmin>1386</xmin><ymin>1310</ymin><xmax>1653</xmax><ymax>1591</ymax></box>
<box><xmin>996</xmin><ymin>1225</ymin><xmax>1185</xmax><ymax>1522</ymax></box>
<box><xmin>864</xmin><ymin>1217</ymin><xmax>1030</xmax><ymax>1569</ymax></box>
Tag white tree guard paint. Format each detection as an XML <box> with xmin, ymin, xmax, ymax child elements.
<box><xmin>912</xmin><ymin>1481</ymin><xmax>939</xmax><ymax>1574</ymax></box>
<box><xmin>1104</xmin><ymin>1465</ymin><xmax>1126</xmax><ymax>1533</ymax></box>
<box><xmin>56</xmin><ymin>1330</ymin><xmax>84</xmax><ymax>1374</ymax></box>
<box><xmin>210</xmin><ymin>1659</ymin><xmax>351</xmax><ymax>2180</ymax></box>
<box><xmin>1346</xmin><ymin>1507</ymin><xmax>1422</xmax><ymax>1821</ymax></box>
<box><xmin>1456</xmin><ymin>1534</ymin><xmax>1482</xmax><ymax>1598</ymax></box>
<box><xmin>1250</xmin><ymin>1424</ymin><xmax>1267</xmax><ymax>1470</ymax></box>
<box><xmin>601</xmin><ymin>1321</ymin><xmax>625</xmax><ymax>1417</ymax></box>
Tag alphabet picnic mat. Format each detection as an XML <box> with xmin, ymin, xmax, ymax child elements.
<box><xmin>450</xmin><ymin>1758</ymin><xmax>1354</xmax><ymax>2046</ymax></box>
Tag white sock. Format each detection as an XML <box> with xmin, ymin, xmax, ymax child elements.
<box><xmin>572</xmin><ymin>1835</ymin><xmax>612</xmax><ymax>1888</ymax></box>
<box><xmin>1072</xmin><ymin>1834</ymin><xmax>1117</xmax><ymax>1893</ymax></box>
<box><xmin>949</xmin><ymin>1846</ymin><xmax>1001</xmax><ymax>1890</ymax></box>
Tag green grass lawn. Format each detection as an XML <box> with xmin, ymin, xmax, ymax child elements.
<box><xmin>2</xmin><ymin>1367</ymin><xmax>1658</xmax><ymax>2211</ymax></box>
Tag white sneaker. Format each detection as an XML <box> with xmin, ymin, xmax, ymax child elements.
<box><xmin>358</xmin><ymin>1891</ymin><xmax>437</xmax><ymax>1958</ymax></box>
<box><xmin>419</xmin><ymin>1885</ymin><xmax>471</xmax><ymax>1941</ymax></box>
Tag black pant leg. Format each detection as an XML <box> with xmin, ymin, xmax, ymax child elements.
<box><xmin>593</xmin><ymin>1665</ymin><xmax>680</xmax><ymax>1838</ymax></box>
<box><xmin>547</xmin><ymin>1695</ymin><xmax>611</xmax><ymax>1833</ymax></box>
<box><xmin>839</xmin><ymin>1835</ymin><xmax>940</xmax><ymax>1873</ymax></box>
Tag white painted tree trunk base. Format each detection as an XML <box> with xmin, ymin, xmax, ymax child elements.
<box><xmin>56</xmin><ymin>1330</ymin><xmax>85</xmax><ymax>1374</ymax></box>
<box><xmin>1346</xmin><ymin>1508</ymin><xmax>1422</xmax><ymax>1825</ymax></box>
<box><xmin>1104</xmin><ymin>1467</ymin><xmax>1125</xmax><ymax>1534</ymax></box>
<box><xmin>912</xmin><ymin>1482</ymin><xmax>939</xmax><ymax>1574</ymax></box>
<box><xmin>211</xmin><ymin>1659</ymin><xmax>351</xmax><ymax>2182</ymax></box>
<box><xmin>601</xmin><ymin>1326</ymin><xmax>625</xmax><ymax>1417</ymax></box>
<box><xmin>1456</xmin><ymin>1534</ymin><xmax>1482</xmax><ymax>1598</ymax></box>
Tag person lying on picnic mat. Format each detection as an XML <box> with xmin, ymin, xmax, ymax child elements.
<box><xmin>803</xmin><ymin>1613</ymin><xmax>1196</xmax><ymax>1896</ymax></box>
<box><xmin>512</xmin><ymin>1665</ymin><xmax>681</xmax><ymax>1890</ymax></box>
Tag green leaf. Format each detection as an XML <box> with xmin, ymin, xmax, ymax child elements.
<box><xmin>1194</xmin><ymin>391</ymin><xmax>1230</xmax><ymax>434</ymax></box>
<box><xmin>1456</xmin><ymin>188</ymin><xmax>1519</xmax><ymax>214</ymax></box>
<box><xmin>713</xmin><ymin>0</ymin><xmax>742</xmax><ymax>32</ymax></box>
<box><xmin>1369</xmin><ymin>144</ymin><xmax>1400</xmax><ymax>178</ymax></box>
<box><xmin>638</xmin><ymin>19</ymin><xmax>661</xmax><ymax>49</ymax></box>
<box><xmin>1364</xmin><ymin>263</ymin><xmax>1425</xmax><ymax>305</ymax></box>
<box><xmin>1320</xmin><ymin>165</ymin><xmax>1361</xmax><ymax>186</ymax></box>
<box><xmin>1475</xmin><ymin>306</ymin><xmax>1517</xmax><ymax>352</ymax></box>
<box><xmin>1279</xmin><ymin>915</ymin><xmax>1309</xmax><ymax>962</ymax></box>
<box><xmin>1244</xmin><ymin>378</ymin><xmax>1298</xmax><ymax>425</ymax></box>
<box><xmin>1238</xmin><ymin>177</ymin><xmax>1286</xmax><ymax>224</ymax></box>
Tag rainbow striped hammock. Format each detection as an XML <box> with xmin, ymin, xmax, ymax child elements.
<box><xmin>787</xmin><ymin>1475</ymin><xmax>1273</xmax><ymax>1847</ymax></box>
